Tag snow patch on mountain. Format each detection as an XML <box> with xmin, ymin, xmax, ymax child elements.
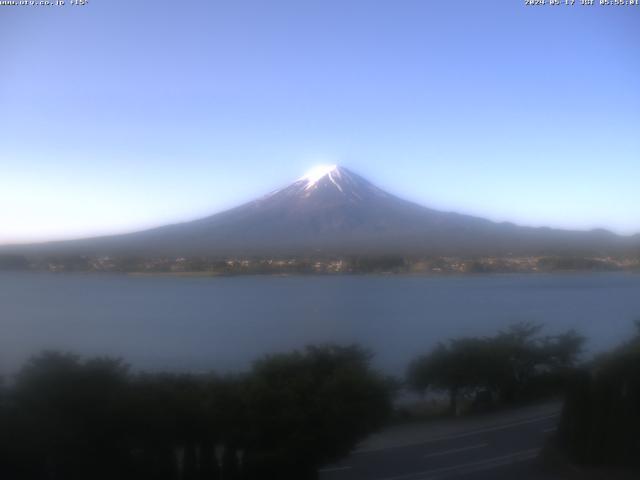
<box><xmin>300</xmin><ymin>164</ymin><xmax>339</xmax><ymax>190</ymax></box>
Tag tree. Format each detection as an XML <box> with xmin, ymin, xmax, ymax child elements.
<box><xmin>244</xmin><ymin>345</ymin><xmax>393</xmax><ymax>479</ymax></box>
<box><xmin>407</xmin><ymin>322</ymin><xmax>585</xmax><ymax>413</ymax></box>
<box><xmin>0</xmin><ymin>345</ymin><xmax>394</xmax><ymax>480</ymax></box>
<box><xmin>558</xmin><ymin>322</ymin><xmax>640</xmax><ymax>468</ymax></box>
<box><xmin>8</xmin><ymin>352</ymin><xmax>131</xmax><ymax>480</ymax></box>
<box><xmin>407</xmin><ymin>338</ymin><xmax>495</xmax><ymax>414</ymax></box>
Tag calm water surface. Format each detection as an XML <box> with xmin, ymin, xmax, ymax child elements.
<box><xmin>1</xmin><ymin>272</ymin><xmax>639</xmax><ymax>375</ymax></box>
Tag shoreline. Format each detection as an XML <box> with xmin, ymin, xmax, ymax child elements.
<box><xmin>1</xmin><ymin>269</ymin><xmax>638</xmax><ymax>278</ymax></box>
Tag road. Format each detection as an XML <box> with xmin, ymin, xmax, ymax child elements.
<box><xmin>319</xmin><ymin>402</ymin><xmax>563</xmax><ymax>480</ymax></box>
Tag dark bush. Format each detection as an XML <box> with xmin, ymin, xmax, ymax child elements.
<box><xmin>0</xmin><ymin>345</ymin><xmax>393</xmax><ymax>480</ymax></box>
<box><xmin>558</xmin><ymin>324</ymin><xmax>640</xmax><ymax>469</ymax></box>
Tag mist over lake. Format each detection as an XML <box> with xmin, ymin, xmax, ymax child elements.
<box><xmin>1</xmin><ymin>272</ymin><xmax>639</xmax><ymax>376</ymax></box>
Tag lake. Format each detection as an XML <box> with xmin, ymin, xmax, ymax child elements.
<box><xmin>1</xmin><ymin>272</ymin><xmax>639</xmax><ymax>376</ymax></box>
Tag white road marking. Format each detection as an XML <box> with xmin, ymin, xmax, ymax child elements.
<box><xmin>423</xmin><ymin>443</ymin><xmax>488</xmax><ymax>458</ymax></box>
<box><xmin>376</xmin><ymin>448</ymin><xmax>541</xmax><ymax>480</ymax></box>
<box><xmin>357</xmin><ymin>413</ymin><xmax>559</xmax><ymax>454</ymax></box>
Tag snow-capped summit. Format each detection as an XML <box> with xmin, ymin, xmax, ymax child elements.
<box><xmin>280</xmin><ymin>165</ymin><xmax>389</xmax><ymax>202</ymax></box>
<box><xmin>298</xmin><ymin>164</ymin><xmax>345</xmax><ymax>195</ymax></box>
<box><xmin>299</xmin><ymin>164</ymin><xmax>339</xmax><ymax>189</ymax></box>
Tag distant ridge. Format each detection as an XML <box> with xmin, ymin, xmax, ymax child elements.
<box><xmin>2</xmin><ymin>166</ymin><xmax>638</xmax><ymax>257</ymax></box>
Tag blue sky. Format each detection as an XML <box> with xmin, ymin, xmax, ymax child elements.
<box><xmin>1</xmin><ymin>0</ymin><xmax>639</xmax><ymax>244</ymax></box>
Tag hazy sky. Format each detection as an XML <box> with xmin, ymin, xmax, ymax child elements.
<box><xmin>1</xmin><ymin>0</ymin><xmax>639</xmax><ymax>244</ymax></box>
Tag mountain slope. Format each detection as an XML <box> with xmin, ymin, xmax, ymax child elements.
<box><xmin>3</xmin><ymin>166</ymin><xmax>637</xmax><ymax>257</ymax></box>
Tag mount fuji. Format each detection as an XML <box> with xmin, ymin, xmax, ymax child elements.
<box><xmin>4</xmin><ymin>165</ymin><xmax>637</xmax><ymax>257</ymax></box>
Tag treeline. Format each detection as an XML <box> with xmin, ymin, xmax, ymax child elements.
<box><xmin>537</xmin><ymin>256</ymin><xmax>621</xmax><ymax>272</ymax></box>
<box><xmin>0</xmin><ymin>346</ymin><xmax>392</xmax><ymax>480</ymax></box>
<box><xmin>0</xmin><ymin>255</ymin><xmax>29</xmax><ymax>270</ymax></box>
<box><xmin>3</xmin><ymin>253</ymin><xmax>639</xmax><ymax>275</ymax></box>
<box><xmin>557</xmin><ymin>322</ymin><xmax>640</xmax><ymax>470</ymax></box>
<box><xmin>0</xmin><ymin>323</ymin><xmax>618</xmax><ymax>479</ymax></box>
<box><xmin>0</xmin><ymin>255</ymin><xmax>408</xmax><ymax>275</ymax></box>
<box><xmin>407</xmin><ymin>322</ymin><xmax>585</xmax><ymax>414</ymax></box>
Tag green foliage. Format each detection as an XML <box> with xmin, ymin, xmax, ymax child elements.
<box><xmin>407</xmin><ymin>322</ymin><xmax>585</xmax><ymax>413</ymax></box>
<box><xmin>0</xmin><ymin>345</ymin><xmax>393</xmax><ymax>480</ymax></box>
<box><xmin>245</xmin><ymin>345</ymin><xmax>392</xmax><ymax>477</ymax></box>
<box><xmin>3</xmin><ymin>352</ymin><xmax>131</xmax><ymax>479</ymax></box>
<box><xmin>559</xmin><ymin>322</ymin><xmax>640</xmax><ymax>468</ymax></box>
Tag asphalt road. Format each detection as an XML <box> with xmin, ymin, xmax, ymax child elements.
<box><xmin>319</xmin><ymin>402</ymin><xmax>562</xmax><ymax>480</ymax></box>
